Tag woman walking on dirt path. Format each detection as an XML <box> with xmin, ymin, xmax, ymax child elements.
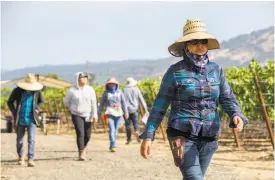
<box><xmin>139</xmin><ymin>19</ymin><xmax>249</xmax><ymax>180</ymax></box>
<box><xmin>64</xmin><ymin>72</ymin><xmax>98</xmax><ymax>161</ymax></box>
<box><xmin>98</xmin><ymin>77</ymin><xmax>129</xmax><ymax>152</ymax></box>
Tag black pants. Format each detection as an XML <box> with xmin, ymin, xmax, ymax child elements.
<box><xmin>72</xmin><ymin>114</ymin><xmax>92</xmax><ymax>151</ymax></box>
<box><xmin>125</xmin><ymin>112</ymin><xmax>139</xmax><ymax>141</ymax></box>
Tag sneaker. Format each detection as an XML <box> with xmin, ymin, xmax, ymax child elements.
<box><xmin>134</xmin><ymin>131</ymin><xmax>141</xmax><ymax>143</ymax></box>
<box><xmin>28</xmin><ymin>160</ymin><xmax>35</xmax><ymax>167</ymax></box>
<box><xmin>79</xmin><ymin>151</ymin><xmax>86</xmax><ymax>161</ymax></box>
<box><xmin>109</xmin><ymin>147</ymin><xmax>116</xmax><ymax>152</ymax></box>
<box><xmin>18</xmin><ymin>156</ymin><xmax>25</xmax><ymax>166</ymax></box>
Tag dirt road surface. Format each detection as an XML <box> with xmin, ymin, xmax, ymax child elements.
<box><xmin>1</xmin><ymin>130</ymin><xmax>274</xmax><ymax>180</ymax></box>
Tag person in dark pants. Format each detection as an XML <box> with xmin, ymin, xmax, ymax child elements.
<box><xmin>139</xmin><ymin>19</ymin><xmax>249</xmax><ymax>180</ymax></box>
<box><xmin>7</xmin><ymin>73</ymin><xmax>44</xmax><ymax>167</ymax></box>
<box><xmin>64</xmin><ymin>72</ymin><xmax>98</xmax><ymax>161</ymax></box>
<box><xmin>123</xmin><ymin>77</ymin><xmax>148</xmax><ymax>144</ymax></box>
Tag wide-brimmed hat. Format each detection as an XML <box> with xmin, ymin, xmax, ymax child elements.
<box><xmin>126</xmin><ymin>77</ymin><xmax>138</xmax><ymax>87</ymax></box>
<box><xmin>168</xmin><ymin>19</ymin><xmax>220</xmax><ymax>57</ymax></box>
<box><xmin>105</xmin><ymin>77</ymin><xmax>119</xmax><ymax>85</ymax></box>
<box><xmin>17</xmin><ymin>73</ymin><xmax>43</xmax><ymax>91</ymax></box>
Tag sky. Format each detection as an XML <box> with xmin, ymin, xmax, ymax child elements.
<box><xmin>1</xmin><ymin>1</ymin><xmax>274</xmax><ymax>70</ymax></box>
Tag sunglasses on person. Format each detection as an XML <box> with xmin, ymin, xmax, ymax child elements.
<box><xmin>79</xmin><ymin>72</ymin><xmax>88</xmax><ymax>78</ymax></box>
<box><xmin>187</xmin><ymin>39</ymin><xmax>208</xmax><ymax>45</ymax></box>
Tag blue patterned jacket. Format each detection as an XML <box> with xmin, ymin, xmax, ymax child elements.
<box><xmin>140</xmin><ymin>60</ymin><xmax>249</xmax><ymax>140</ymax></box>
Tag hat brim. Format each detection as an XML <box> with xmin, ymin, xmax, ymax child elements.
<box><xmin>17</xmin><ymin>82</ymin><xmax>43</xmax><ymax>91</ymax></box>
<box><xmin>106</xmin><ymin>80</ymin><xmax>119</xmax><ymax>85</ymax></box>
<box><xmin>168</xmin><ymin>32</ymin><xmax>220</xmax><ymax>57</ymax></box>
<box><xmin>126</xmin><ymin>81</ymin><xmax>138</xmax><ymax>87</ymax></box>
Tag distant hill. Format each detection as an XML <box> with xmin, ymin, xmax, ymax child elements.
<box><xmin>1</xmin><ymin>26</ymin><xmax>274</xmax><ymax>85</ymax></box>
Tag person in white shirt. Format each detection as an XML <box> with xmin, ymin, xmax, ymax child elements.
<box><xmin>64</xmin><ymin>72</ymin><xmax>98</xmax><ymax>161</ymax></box>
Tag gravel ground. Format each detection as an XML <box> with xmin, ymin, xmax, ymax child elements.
<box><xmin>1</xmin><ymin>130</ymin><xmax>274</xmax><ymax>180</ymax></box>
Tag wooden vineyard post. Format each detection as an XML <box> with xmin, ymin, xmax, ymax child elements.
<box><xmin>232</xmin><ymin>128</ymin><xmax>241</xmax><ymax>150</ymax></box>
<box><xmin>47</xmin><ymin>99</ymin><xmax>53</xmax><ymax>117</ymax></box>
<box><xmin>96</xmin><ymin>94</ymin><xmax>107</xmax><ymax>133</ymax></box>
<box><xmin>139</xmin><ymin>104</ymin><xmax>145</xmax><ymax>118</ymax></box>
<box><xmin>149</xmin><ymin>86</ymin><xmax>166</xmax><ymax>142</ymax></box>
<box><xmin>254</xmin><ymin>76</ymin><xmax>274</xmax><ymax>148</ymax></box>
<box><xmin>222</xmin><ymin>109</ymin><xmax>241</xmax><ymax>149</ymax></box>
<box><xmin>54</xmin><ymin>98</ymin><xmax>61</xmax><ymax>133</ymax></box>
<box><xmin>61</xmin><ymin>100</ymin><xmax>71</xmax><ymax>132</ymax></box>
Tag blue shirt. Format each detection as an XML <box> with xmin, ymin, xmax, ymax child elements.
<box><xmin>19</xmin><ymin>91</ymin><xmax>34</xmax><ymax>126</ymax></box>
<box><xmin>140</xmin><ymin>60</ymin><xmax>249</xmax><ymax>140</ymax></box>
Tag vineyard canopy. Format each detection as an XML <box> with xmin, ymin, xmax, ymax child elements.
<box><xmin>0</xmin><ymin>74</ymin><xmax>73</xmax><ymax>89</ymax></box>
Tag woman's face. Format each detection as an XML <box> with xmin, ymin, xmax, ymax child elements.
<box><xmin>78</xmin><ymin>77</ymin><xmax>88</xmax><ymax>85</ymax></box>
<box><xmin>186</xmin><ymin>39</ymin><xmax>208</xmax><ymax>55</ymax></box>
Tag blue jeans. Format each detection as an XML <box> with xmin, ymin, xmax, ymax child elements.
<box><xmin>16</xmin><ymin>122</ymin><xmax>36</xmax><ymax>160</ymax></box>
<box><xmin>168</xmin><ymin>137</ymin><xmax>218</xmax><ymax>180</ymax></box>
<box><xmin>108</xmin><ymin>115</ymin><xmax>122</xmax><ymax>148</ymax></box>
<box><xmin>125</xmin><ymin>112</ymin><xmax>139</xmax><ymax>141</ymax></box>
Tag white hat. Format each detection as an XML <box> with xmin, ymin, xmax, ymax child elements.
<box><xmin>17</xmin><ymin>73</ymin><xmax>43</xmax><ymax>91</ymax></box>
<box><xmin>126</xmin><ymin>77</ymin><xmax>138</xmax><ymax>87</ymax></box>
<box><xmin>168</xmin><ymin>18</ymin><xmax>220</xmax><ymax>57</ymax></box>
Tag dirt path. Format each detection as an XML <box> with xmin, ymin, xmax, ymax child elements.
<box><xmin>1</xmin><ymin>130</ymin><xmax>274</xmax><ymax>180</ymax></box>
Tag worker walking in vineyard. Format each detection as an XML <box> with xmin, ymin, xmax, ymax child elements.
<box><xmin>64</xmin><ymin>72</ymin><xmax>98</xmax><ymax>161</ymax></box>
<box><xmin>7</xmin><ymin>73</ymin><xmax>44</xmax><ymax>167</ymax></box>
<box><xmin>98</xmin><ymin>77</ymin><xmax>129</xmax><ymax>152</ymax></box>
<box><xmin>139</xmin><ymin>19</ymin><xmax>249</xmax><ymax>180</ymax></box>
<box><xmin>123</xmin><ymin>77</ymin><xmax>149</xmax><ymax>145</ymax></box>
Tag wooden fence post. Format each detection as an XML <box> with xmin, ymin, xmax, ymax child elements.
<box><xmin>254</xmin><ymin>76</ymin><xmax>274</xmax><ymax>148</ymax></box>
<box><xmin>149</xmin><ymin>86</ymin><xmax>166</xmax><ymax>142</ymax></box>
<box><xmin>96</xmin><ymin>94</ymin><xmax>107</xmax><ymax>133</ymax></box>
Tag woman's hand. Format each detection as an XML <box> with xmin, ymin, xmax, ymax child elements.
<box><xmin>92</xmin><ymin>117</ymin><xmax>98</xmax><ymax>122</ymax></box>
<box><xmin>233</xmin><ymin>116</ymin><xmax>244</xmax><ymax>132</ymax></box>
<box><xmin>124</xmin><ymin>113</ymin><xmax>129</xmax><ymax>119</ymax></box>
<box><xmin>140</xmin><ymin>140</ymin><xmax>152</xmax><ymax>159</ymax></box>
<box><xmin>114</xmin><ymin>105</ymin><xmax>121</xmax><ymax>111</ymax></box>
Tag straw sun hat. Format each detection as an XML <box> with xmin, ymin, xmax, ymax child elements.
<box><xmin>126</xmin><ymin>77</ymin><xmax>138</xmax><ymax>87</ymax></box>
<box><xmin>105</xmin><ymin>77</ymin><xmax>119</xmax><ymax>85</ymax></box>
<box><xmin>17</xmin><ymin>73</ymin><xmax>43</xmax><ymax>91</ymax></box>
<box><xmin>168</xmin><ymin>19</ymin><xmax>220</xmax><ymax>57</ymax></box>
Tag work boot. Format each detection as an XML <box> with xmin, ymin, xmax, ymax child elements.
<box><xmin>28</xmin><ymin>160</ymin><xmax>35</xmax><ymax>167</ymax></box>
<box><xmin>79</xmin><ymin>151</ymin><xmax>86</xmax><ymax>161</ymax></box>
<box><xmin>18</xmin><ymin>156</ymin><xmax>25</xmax><ymax>166</ymax></box>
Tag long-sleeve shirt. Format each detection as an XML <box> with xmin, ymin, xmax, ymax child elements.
<box><xmin>63</xmin><ymin>72</ymin><xmax>98</xmax><ymax>121</ymax></box>
<box><xmin>64</xmin><ymin>85</ymin><xmax>98</xmax><ymax>120</ymax></box>
<box><xmin>123</xmin><ymin>86</ymin><xmax>148</xmax><ymax>113</ymax></box>
<box><xmin>7</xmin><ymin>87</ymin><xmax>44</xmax><ymax>125</ymax></box>
<box><xmin>140</xmin><ymin>60</ymin><xmax>249</xmax><ymax>140</ymax></box>
<box><xmin>98</xmin><ymin>89</ymin><xmax>128</xmax><ymax>117</ymax></box>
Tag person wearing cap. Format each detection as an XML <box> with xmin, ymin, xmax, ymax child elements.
<box><xmin>64</xmin><ymin>72</ymin><xmax>98</xmax><ymax>161</ymax></box>
<box><xmin>123</xmin><ymin>77</ymin><xmax>148</xmax><ymax>144</ymax></box>
<box><xmin>7</xmin><ymin>73</ymin><xmax>44</xmax><ymax>167</ymax></box>
<box><xmin>98</xmin><ymin>77</ymin><xmax>128</xmax><ymax>152</ymax></box>
<box><xmin>139</xmin><ymin>19</ymin><xmax>249</xmax><ymax>179</ymax></box>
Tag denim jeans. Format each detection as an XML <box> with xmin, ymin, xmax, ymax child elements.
<box><xmin>108</xmin><ymin>115</ymin><xmax>122</xmax><ymax>148</ymax></box>
<box><xmin>16</xmin><ymin>122</ymin><xmax>36</xmax><ymax>160</ymax></box>
<box><xmin>168</xmin><ymin>136</ymin><xmax>218</xmax><ymax>180</ymax></box>
<box><xmin>125</xmin><ymin>112</ymin><xmax>139</xmax><ymax>141</ymax></box>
